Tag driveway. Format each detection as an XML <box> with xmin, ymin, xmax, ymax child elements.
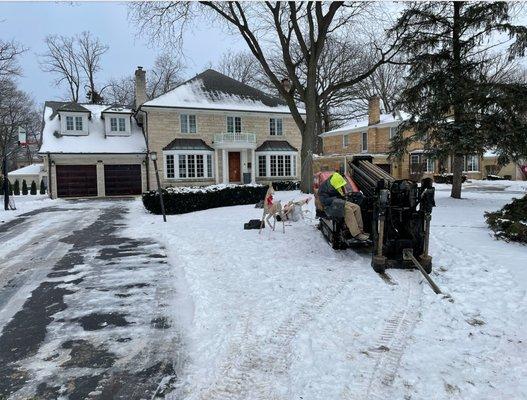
<box><xmin>0</xmin><ymin>200</ymin><xmax>179</xmax><ymax>400</ymax></box>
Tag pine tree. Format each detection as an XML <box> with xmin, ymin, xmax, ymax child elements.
<box><xmin>40</xmin><ymin>179</ymin><xmax>46</xmax><ymax>195</ymax></box>
<box><xmin>22</xmin><ymin>179</ymin><xmax>28</xmax><ymax>195</ymax></box>
<box><xmin>13</xmin><ymin>180</ymin><xmax>20</xmax><ymax>195</ymax></box>
<box><xmin>390</xmin><ymin>2</ymin><xmax>527</xmax><ymax>198</ymax></box>
<box><xmin>30</xmin><ymin>181</ymin><xmax>37</xmax><ymax>195</ymax></box>
<box><xmin>9</xmin><ymin>181</ymin><xmax>13</xmax><ymax>195</ymax></box>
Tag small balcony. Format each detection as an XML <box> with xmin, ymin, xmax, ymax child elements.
<box><xmin>213</xmin><ymin>132</ymin><xmax>257</xmax><ymax>149</ymax></box>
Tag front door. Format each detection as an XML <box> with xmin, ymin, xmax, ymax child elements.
<box><xmin>228</xmin><ymin>152</ymin><xmax>241</xmax><ymax>182</ymax></box>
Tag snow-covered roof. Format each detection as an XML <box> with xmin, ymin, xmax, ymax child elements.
<box><xmin>39</xmin><ymin>102</ymin><xmax>147</xmax><ymax>154</ymax></box>
<box><xmin>142</xmin><ymin>69</ymin><xmax>305</xmax><ymax>114</ymax></box>
<box><xmin>484</xmin><ymin>150</ymin><xmax>498</xmax><ymax>158</ymax></box>
<box><xmin>8</xmin><ymin>163</ymin><xmax>43</xmax><ymax>176</ymax></box>
<box><xmin>320</xmin><ymin>111</ymin><xmax>411</xmax><ymax>138</ymax></box>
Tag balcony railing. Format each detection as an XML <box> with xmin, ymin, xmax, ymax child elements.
<box><xmin>213</xmin><ymin>132</ymin><xmax>257</xmax><ymax>144</ymax></box>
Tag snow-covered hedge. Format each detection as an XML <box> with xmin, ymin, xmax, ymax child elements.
<box><xmin>485</xmin><ymin>194</ymin><xmax>527</xmax><ymax>244</ymax></box>
<box><xmin>142</xmin><ymin>184</ymin><xmax>268</xmax><ymax>215</ymax></box>
<box><xmin>433</xmin><ymin>173</ymin><xmax>467</xmax><ymax>184</ymax></box>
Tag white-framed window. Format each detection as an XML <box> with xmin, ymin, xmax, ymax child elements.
<box><xmin>410</xmin><ymin>154</ymin><xmax>421</xmax><ymax>165</ymax></box>
<box><xmin>227</xmin><ymin>116</ymin><xmax>242</xmax><ymax>133</ymax></box>
<box><xmin>181</xmin><ymin>114</ymin><xmax>197</xmax><ymax>134</ymax></box>
<box><xmin>389</xmin><ymin>126</ymin><xmax>398</xmax><ymax>139</ymax></box>
<box><xmin>75</xmin><ymin>116</ymin><xmax>83</xmax><ymax>131</ymax></box>
<box><xmin>464</xmin><ymin>155</ymin><xmax>479</xmax><ymax>172</ymax></box>
<box><xmin>66</xmin><ymin>116</ymin><xmax>74</xmax><ymax>131</ymax></box>
<box><xmin>425</xmin><ymin>158</ymin><xmax>435</xmax><ymax>173</ymax></box>
<box><xmin>270</xmin><ymin>118</ymin><xmax>283</xmax><ymax>135</ymax></box>
<box><xmin>256</xmin><ymin>152</ymin><xmax>297</xmax><ymax>178</ymax></box>
<box><xmin>110</xmin><ymin>117</ymin><xmax>126</xmax><ymax>132</ymax></box>
<box><xmin>361</xmin><ymin>131</ymin><xmax>368</xmax><ymax>152</ymax></box>
<box><xmin>343</xmin><ymin>134</ymin><xmax>350</xmax><ymax>148</ymax></box>
<box><xmin>164</xmin><ymin>151</ymin><xmax>214</xmax><ymax>179</ymax></box>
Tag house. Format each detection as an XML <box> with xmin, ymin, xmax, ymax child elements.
<box><xmin>7</xmin><ymin>163</ymin><xmax>45</xmax><ymax>188</ymax></box>
<box><xmin>317</xmin><ymin>96</ymin><xmax>523</xmax><ymax>181</ymax></box>
<box><xmin>39</xmin><ymin>102</ymin><xmax>147</xmax><ymax>198</ymax></box>
<box><xmin>136</xmin><ymin>68</ymin><xmax>303</xmax><ymax>188</ymax></box>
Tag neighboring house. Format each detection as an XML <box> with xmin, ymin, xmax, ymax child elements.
<box><xmin>39</xmin><ymin>102</ymin><xmax>147</xmax><ymax>198</ymax></box>
<box><xmin>136</xmin><ymin>68</ymin><xmax>303</xmax><ymax>188</ymax></box>
<box><xmin>7</xmin><ymin>163</ymin><xmax>45</xmax><ymax>188</ymax></box>
<box><xmin>317</xmin><ymin>96</ymin><xmax>522</xmax><ymax>180</ymax></box>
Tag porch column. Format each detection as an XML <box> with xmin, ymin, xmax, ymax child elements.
<box><xmin>222</xmin><ymin>149</ymin><xmax>228</xmax><ymax>183</ymax></box>
<box><xmin>251</xmin><ymin>148</ymin><xmax>256</xmax><ymax>183</ymax></box>
<box><xmin>214</xmin><ymin>149</ymin><xmax>220</xmax><ymax>184</ymax></box>
<box><xmin>96</xmin><ymin>160</ymin><xmax>105</xmax><ymax>197</ymax></box>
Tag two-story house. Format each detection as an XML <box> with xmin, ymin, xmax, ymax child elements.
<box><xmin>136</xmin><ymin>68</ymin><xmax>303</xmax><ymax>188</ymax></box>
<box><xmin>39</xmin><ymin>102</ymin><xmax>147</xmax><ymax>198</ymax></box>
<box><xmin>316</xmin><ymin>96</ymin><xmax>522</xmax><ymax>180</ymax></box>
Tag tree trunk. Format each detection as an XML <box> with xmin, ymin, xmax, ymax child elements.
<box><xmin>300</xmin><ymin>109</ymin><xmax>316</xmax><ymax>194</ymax></box>
<box><xmin>451</xmin><ymin>154</ymin><xmax>464</xmax><ymax>198</ymax></box>
<box><xmin>450</xmin><ymin>1</ymin><xmax>464</xmax><ymax>199</ymax></box>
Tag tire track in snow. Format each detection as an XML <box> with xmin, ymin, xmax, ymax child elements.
<box><xmin>193</xmin><ymin>277</ymin><xmax>353</xmax><ymax>400</ymax></box>
<box><xmin>342</xmin><ymin>270</ymin><xmax>423</xmax><ymax>400</ymax></box>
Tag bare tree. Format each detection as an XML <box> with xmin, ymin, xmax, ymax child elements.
<box><xmin>105</xmin><ymin>76</ymin><xmax>135</xmax><ymax>106</ymax></box>
<box><xmin>0</xmin><ymin>39</ymin><xmax>26</xmax><ymax>78</ymax></box>
<box><xmin>77</xmin><ymin>31</ymin><xmax>109</xmax><ymax>103</ymax></box>
<box><xmin>40</xmin><ymin>32</ymin><xmax>108</xmax><ymax>103</ymax></box>
<box><xmin>0</xmin><ymin>78</ymin><xmax>40</xmax><ymax>166</ymax></box>
<box><xmin>147</xmin><ymin>52</ymin><xmax>185</xmax><ymax>99</ymax></box>
<box><xmin>129</xmin><ymin>2</ymin><xmax>402</xmax><ymax>192</ymax></box>
<box><xmin>217</xmin><ymin>50</ymin><xmax>269</xmax><ymax>90</ymax></box>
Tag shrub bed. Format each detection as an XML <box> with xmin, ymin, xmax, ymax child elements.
<box><xmin>143</xmin><ymin>184</ymin><xmax>269</xmax><ymax>215</ymax></box>
<box><xmin>433</xmin><ymin>173</ymin><xmax>467</xmax><ymax>184</ymax></box>
<box><xmin>270</xmin><ymin>180</ymin><xmax>300</xmax><ymax>191</ymax></box>
<box><xmin>485</xmin><ymin>194</ymin><xmax>527</xmax><ymax>244</ymax></box>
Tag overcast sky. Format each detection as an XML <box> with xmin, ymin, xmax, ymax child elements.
<box><xmin>0</xmin><ymin>1</ymin><xmax>245</xmax><ymax>106</ymax></box>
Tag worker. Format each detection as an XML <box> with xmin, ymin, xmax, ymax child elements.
<box><xmin>318</xmin><ymin>172</ymin><xmax>370</xmax><ymax>241</ymax></box>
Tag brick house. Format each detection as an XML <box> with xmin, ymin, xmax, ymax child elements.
<box><xmin>317</xmin><ymin>96</ymin><xmax>522</xmax><ymax>181</ymax></box>
<box><xmin>136</xmin><ymin>68</ymin><xmax>303</xmax><ymax>188</ymax></box>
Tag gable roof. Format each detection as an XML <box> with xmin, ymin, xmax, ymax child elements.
<box><xmin>142</xmin><ymin>69</ymin><xmax>305</xmax><ymax>114</ymax></box>
<box><xmin>163</xmin><ymin>138</ymin><xmax>214</xmax><ymax>151</ymax></box>
<box><xmin>39</xmin><ymin>102</ymin><xmax>146</xmax><ymax>154</ymax></box>
<box><xmin>320</xmin><ymin>111</ymin><xmax>411</xmax><ymax>138</ymax></box>
<box><xmin>8</xmin><ymin>163</ymin><xmax>43</xmax><ymax>176</ymax></box>
<box><xmin>255</xmin><ymin>140</ymin><xmax>298</xmax><ymax>152</ymax></box>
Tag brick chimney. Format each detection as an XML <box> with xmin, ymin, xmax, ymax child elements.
<box><xmin>134</xmin><ymin>66</ymin><xmax>147</xmax><ymax>109</ymax></box>
<box><xmin>368</xmin><ymin>95</ymin><xmax>381</xmax><ymax>125</ymax></box>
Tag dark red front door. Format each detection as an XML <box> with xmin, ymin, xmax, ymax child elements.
<box><xmin>56</xmin><ymin>165</ymin><xmax>98</xmax><ymax>198</ymax></box>
<box><xmin>228</xmin><ymin>152</ymin><xmax>241</xmax><ymax>182</ymax></box>
<box><xmin>104</xmin><ymin>164</ymin><xmax>142</xmax><ymax>196</ymax></box>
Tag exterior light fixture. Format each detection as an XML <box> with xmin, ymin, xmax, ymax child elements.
<box><xmin>149</xmin><ymin>151</ymin><xmax>158</xmax><ymax>161</ymax></box>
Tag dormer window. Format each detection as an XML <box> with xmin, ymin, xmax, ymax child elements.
<box><xmin>61</xmin><ymin>112</ymin><xmax>88</xmax><ymax>135</ymax></box>
<box><xmin>110</xmin><ymin>117</ymin><xmax>126</xmax><ymax>132</ymax></box>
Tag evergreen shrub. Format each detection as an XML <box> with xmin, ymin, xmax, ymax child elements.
<box><xmin>143</xmin><ymin>184</ymin><xmax>268</xmax><ymax>215</ymax></box>
<box><xmin>40</xmin><ymin>179</ymin><xmax>46</xmax><ymax>194</ymax></box>
<box><xmin>485</xmin><ymin>194</ymin><xmax>527</xmax><ymax>244</ymax></box>
<box><xmin>22</xmin><ymin>179</ymin><xmax>28</xmax><ymax>195</ymax></box>
<box><xmin>433</xmin><ymin>173</ymin><xmax>467</xmax><ymax>184</ymax></box>
<box><xmin>13</xmin><ymin>180</ymin><xmax>20</xmax><ymax>195</ymax></box>
<box><xmin>270</xmin><ymin>180</ymin><xmax>300</xmax><ymax>191</ymax></box>
<box><xmin>30</xmin><ymin>181</ymin><xmax>37</xmax><ymax>195</ymax></box>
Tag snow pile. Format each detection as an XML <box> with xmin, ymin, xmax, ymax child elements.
<box><xmin>163</xmin><ymin>183</ymin><xmax>264</xmax><ymax>194</ymax></box>
<box><xmin>39</xmin><ymin>104</ymin><xmax>146</xmax><ymax>154</ymax></box>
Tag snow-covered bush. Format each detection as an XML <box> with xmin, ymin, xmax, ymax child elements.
<box><xmin>485</xmin><ymin>194</ymin><xmax>527</xmax><ymax>244</ymax></box>
<box><xmin>143</xmin><ymin>184</ymin><xmax>268</xmax><ymax>215</ymax></box>
<box><xmin>271</xmin><ymin>180</ymin><xmax>300</xmax><ymax>191</ymax></box>
<box><xmin>433</xmin><ymin>173</ymin><xmax>467</xmax><ymax>184</ymax></box>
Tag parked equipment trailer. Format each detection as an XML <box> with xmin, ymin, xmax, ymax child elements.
<box><xmin>315</xmin><ymin>155</ymin><xmax>435</xmax><ymax>274</ymax></box>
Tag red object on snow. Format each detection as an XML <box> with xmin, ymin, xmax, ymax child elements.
<box><xmin>266</xmin><ymin>194</ymin><xmax>274</xmax><ymax>206</ymax></box>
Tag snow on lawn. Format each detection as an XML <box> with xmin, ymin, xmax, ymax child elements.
<box><xmin>0</xmin><ymin>195</ymin><xmax>56</xmax><ymax>225</ymax></box>
<box><xmin>124</xmin><ymin>184</ymin><xmax>527</xmax><ymax>400</ymax></box>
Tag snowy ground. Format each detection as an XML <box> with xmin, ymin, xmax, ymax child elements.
<box><xmin>124</xmin><ymin>180</ymin><xmax>527</xmax><ymax>400</ymax></box>
<box><xmin>0</xmin><ymin>195</ymin><xmax>55</xmax><ymax>225</ymax></box>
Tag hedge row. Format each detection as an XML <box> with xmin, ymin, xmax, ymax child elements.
<box><xmin>143</xmin><ymin>184</ymin><xmax>269</xmax><ymax>215</ymax></box>
<box><xmin>485</xmin><ymin>194</ymin><xmax>527</xmax><ymax>244</ymax></box>
<box><xmin>271</xmin><ymin>180</ymin><xmax>300</xmax><ymax>191</ymax></box>
<box><xmin>433</xmin><ymin>174</ymin><xmax>467</xmax><ymax>184</ymax></box>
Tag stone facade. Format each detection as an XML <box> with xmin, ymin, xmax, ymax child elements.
<box><xmin>142</xmin><ymin>106</ymin><xmax>302</xmax><ymax>188</ymax></box>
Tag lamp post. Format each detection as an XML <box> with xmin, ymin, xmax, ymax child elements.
<box><xmin>150</xmin><ymin>151</ymin><xmax>166</xmax><ymax>222</ymax></box>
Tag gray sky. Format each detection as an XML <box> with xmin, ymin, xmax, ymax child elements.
<box><xmin>0</xmin><ymin>1</ymin><xmax>245</xmax><ymax>106</ymax></box>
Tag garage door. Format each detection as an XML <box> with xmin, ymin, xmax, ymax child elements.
<box><xmin>56</xmin><ymin>165</ymin><xmax>98</xmax><ymax>198</ymax></box>
<box><xmin>104</xmin><ymin>164</ymin><xmax>142</xmax><ymax>196</ymax></box>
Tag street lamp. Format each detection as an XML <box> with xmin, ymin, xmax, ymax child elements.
<box><xmin>149</xmin><ymin>151</ymin><xmax>167</xmax><ymax>222</ymax></box>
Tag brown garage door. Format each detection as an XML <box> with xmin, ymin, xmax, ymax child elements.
<box><xmin>104</xmin><ymin>164</ymin><xmax>142</xmax><ymax>196</ymax></box>
<box><xmin>56</xmin><ymin>165</ymin><xmax>98</xmax><ymax>198</ymax></box>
